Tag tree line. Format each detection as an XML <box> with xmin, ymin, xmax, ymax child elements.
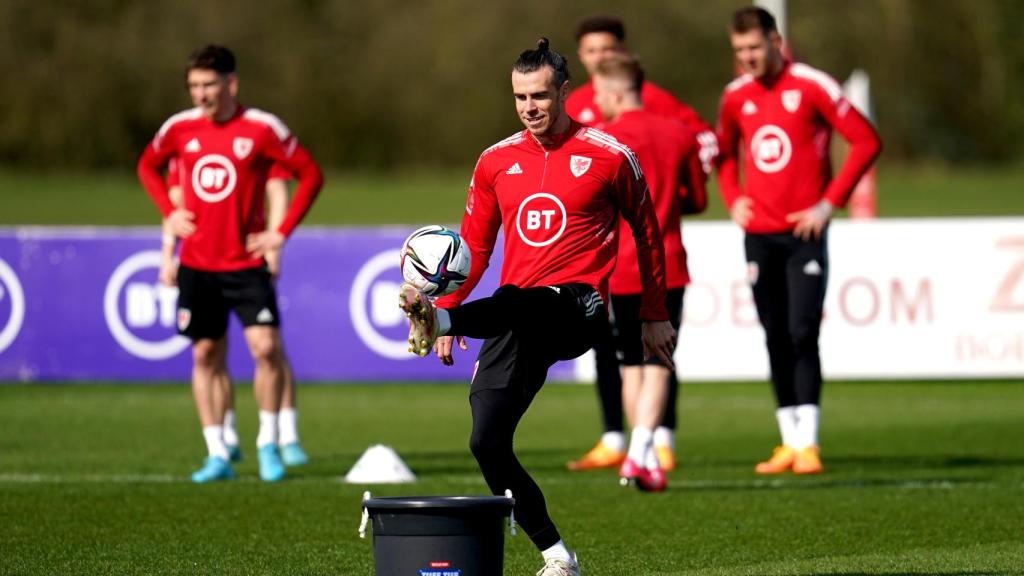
<box><xmin>0</xmin><ymin>0</ymin><xmax>1020</xmax><ymax>170</ymax></box>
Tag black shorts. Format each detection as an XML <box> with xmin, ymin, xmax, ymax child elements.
<box><xmin>176</xmin><ymin>264</ymin><xmax>280</xmax><ymax>341</ymax></box>
<box><xmin>471</xmin><ymin>283</ymin><xmax>606</xmax><ymax>398</ymax></box>
<box><xmin>610</xmin><ymin>288</ymin><xmax>685</xmax><ymax>367</ymax></box>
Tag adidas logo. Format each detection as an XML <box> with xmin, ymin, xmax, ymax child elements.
<box><xmin>256</xmin><ymin>308</ymin><xmax>274</xmax><ymax>323</ymax></box>
<box><xmin>505</xmin><ymin>163</ymin><xmax>523</xmax><ymax>175</ymax></box>
<box><xmin>803</xmin><ymin>260</ymin><xmax>822</xmax><ymax>276</ymax></box>
<box><xmin>742</xmin><ymin>100</ymin><xmax>758</xmax><ymax>115</ymax></box>
<box><xmin>185</xmin><ymin>138</ymin><xmax>201</xmax><ymax>153</ymax></box>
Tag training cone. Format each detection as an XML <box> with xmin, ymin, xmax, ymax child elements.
<box><xmin>344</xmin><ymin>444</ymin><xmax>417</xmax><ymax>484</ymax></box>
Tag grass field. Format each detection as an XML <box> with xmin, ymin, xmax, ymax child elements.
<box><xmin>2</xmin><ymin>163</ymin><xmax>1023</xmax><ymax>226</ymax></box>
<box><xmin>2</xmin><ymin>164</ymin><xmax>1022</xmax><ymax>574</ymax></box>
<box><xmin>2</xmin><ymin>381</ymin><xmax>1022</xmax><ymax>575</ymax></box>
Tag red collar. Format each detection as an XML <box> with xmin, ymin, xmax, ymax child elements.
<box><xmin>757</xmin><ymin>60</ymin><xmax>791</xmax><ymax>89</ymax></box>
<box><xmin>525</xmin><ymin>119</ymin><xmax>582</xmax><ymax>151</ymax></box>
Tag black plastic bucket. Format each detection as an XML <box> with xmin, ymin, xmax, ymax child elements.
<box><xmin>363</xmin><ymin>495</ymin><xmax>515</xmax><ymax>576</ymax></box>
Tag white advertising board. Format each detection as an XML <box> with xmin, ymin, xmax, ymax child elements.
<box><xmin>575</xmin><ymin>218</ymin><xmax>1024</xmax><ymax>381</ymax></box>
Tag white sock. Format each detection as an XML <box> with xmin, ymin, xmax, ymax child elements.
<box><xmin>653</xmin><ymin>426</ymin><xmax>674</xmax><ymax>448</ymax></box>
<box><xmin>436</xmin><ymin>308</ymin><xmax>451</xmax><ymax>336</ymax></box>
<box><xmin>278</xmin><ymin>407</ymin><xmax>299</xmax><ymax>446</ymax></box>
<box><xmin>643</xmin><ymin>445</ymin><xmax>660</xmax><ymax>470</ymax></box>
<box><xmin>794</xmin><ymin>404</ymin><xmax>820</xmax><ymax>449</ymax></box>
<box><xmin>601</xmin><ymin>431</ymin><xmax>625</xmax><ymax>452</ymax></box>
<box><xmin>202</xmin><ymin>426</ymin><xmax>229</xmax><ymax>460</ymax></box>
<box><xmin>627</xmin><ymin>426</ymin><xmax>653</xmax><ymax>464</ymax></box>
<box><xmin>776</xmin><ymin>406</ymin><xmax>799</xmax><ymax>447</ymax></box>
<box><xmin>541</xmin><ymin>539</ymin><xmax>571</xmax><ymax>563</ymax></box>
<box><xmin>256</xmin><ymin>410</ymin><xmax>278</xmax><ymax>448</ymax></box>
<box><xmin>222</xmin><ymin>409</ymin><xmax>239</xmax><ymax>447</ymax></box>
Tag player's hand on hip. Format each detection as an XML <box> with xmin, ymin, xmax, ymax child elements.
<box><xmin>434</xmin><ymin>335</ymin><xmax>468</xmax><ymax>366</ymax></box>
<box><xmin>265</xmin><ymin>250</ymin><xmax>282</xmax><ymax>280</ymax></box>
<box><xmin>246</xmin><ymin>231</ymin><xmax>285</xmax><ymax>258</ymax></box>
<box><xmin>730</xmin><ymin>196</ymin><xmax>754</xmax><ymax>228</ymax></box>
<box><xmin>167</xmin><ymin>208</ymin><xmax>196</xmax><ymax>238</ymax></box>
<box><xmin>786</xmin><ymin>199</ymin><xmax>833</xmax><ymax>241</ymax></box>
<box><xmin>642</xmin><ymin>320</ymin><xmax>677</xmax><ymax>370</ymax></box>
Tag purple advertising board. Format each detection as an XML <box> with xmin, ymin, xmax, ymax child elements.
<box><xmin>0</xmin><ymin>227</ymin><xmax>578</xmax><ymax>383</ymax></box>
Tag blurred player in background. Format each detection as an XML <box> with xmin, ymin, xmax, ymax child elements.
<box><xmin>565</xmin><ymin>14</ymin><xmax>718</xmax><ymax>473</ymax></box>
<box><xmin>399</xmin><ymin>38</ymin><xmax>675</xmax><ymax>576</ymax></box>
<box><xmin>716</xmin><ymin>7</ymin><xmax>881</xmax><ymax>474</ymax></box>
<box><xmin>592</xmin><ymin>53</ymin><xmax>707</xmax><ymax>492</ymax></box>
<box><xmin>261</xmin><ymin>167</ymin><xmax>309</xmax><ymax>466</ymax></box>
<box><xmin>138</xmin><ymin>44</ymin><xmax>322</xmax><ymax>483</ymax></box>
<box><xmin>159</xmin><ymin>161</ymin><xmax>309</xmax><ymax>467</ymax></box>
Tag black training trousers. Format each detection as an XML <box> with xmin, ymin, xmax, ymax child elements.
<box><xmin>447</xmin><ymin>283</ymin><xmax>605</xmax><ymax>551</ymax></box>
<box><xmin>744</xmin><ymin>231</ymin><xmax>828</xmax><ymax>407</ymax></box>
<box><xmin>592</xmin><ymin>317</ymin><xmax>624</xmax><ymax>433</ymax></box>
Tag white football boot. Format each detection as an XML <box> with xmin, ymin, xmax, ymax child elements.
<box><xmin>398</xmin><ymin>283</ymin><xmax>439</xmax><ymax>357</ymax></box>
<box><xmin>536</xmin><ymin>552</ymin><xmax>580</xmax><ymax>576</ymax></box>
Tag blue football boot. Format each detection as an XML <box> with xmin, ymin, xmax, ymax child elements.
<box><xmin>258</xmin><ymin>444</ymin><xmax>286</xmax><ymax>482</ymax></box>
<box><xmin>191</xmin><ymin>456</ymin><xmax>235</xmax><ymax>483</ymax></box>
<box><xmin>280</xmin><ymin>442</ymin><xmax>309</xmax><ymax>467</ymax></box>
<box><xmin>226</xmin><ymin>444</ymin><xmax>243</xmax><ymax>463</ymax></box>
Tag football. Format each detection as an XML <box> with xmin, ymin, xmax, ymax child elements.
<box><xmin>400</xmin><ymin>225</ymin><xmax>471</xmax><ymax>297</ymax></box>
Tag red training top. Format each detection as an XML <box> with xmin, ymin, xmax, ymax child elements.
<box><xmin>567</xmin><ymin>79</ymin><xmax>719</xmax><ymax>174</ymax></box>
<box><xmin>166</xmin><ymin>159</ymin><xmax>293</xmax><ymax>187</ymax></box>
<box><xmin>138</xmin><ymin>106</ymin><xmax>323</xmax><ymax>271</ymax></box>
<box><xmin>605</xmin><ymin>109</ymin><xmax>706</xmax><ymax>295</ymax></box>
<box><xmin>716</xmin><ymin>61</ymin><xmax>882</xmax><ymax>233</ymax></box>
<box><xmin>436</xmin><ymin>123</ymin><xmax>669</xmax><ymax>322</ymax></box>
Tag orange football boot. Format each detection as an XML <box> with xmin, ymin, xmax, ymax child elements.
<box><xmin>792</xmin><ymin>446</ymin><xmax>823</xmax><ymax>475</ymax></box>
<box><xmin>655</xmin><ymin>445</ymin><xmax>676</xmax><ymax>472</ymax></box>
<box><xmin>567</xmin><ymin>440</ymin><xmax>626</xmax><ymax>471</ymax></box>
<box><xmin>754</xmin><ymin>445</ymin><xmax>797</xmax><ymax>474</ymax></box>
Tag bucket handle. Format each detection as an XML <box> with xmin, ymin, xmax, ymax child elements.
<box><xmin>359</xmin><ymin>489</ymin><xmax>516</xmax><ymax>538</ymax></box>
<box><xmin>505</xmin><ymin>489</ymin><xmax>517</xmax><ymax>537</ymax></box>
<box><xmin>358</xmin><ymin>490</ymin><xmax>371</xmax><ymax>539</ymax></box>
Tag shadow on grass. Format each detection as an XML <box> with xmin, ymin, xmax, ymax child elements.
<box><xmin>799</xmin><ymin>572</ymin><xmax>1008</xmax><ymax>576</ymax></box>
<box><xmin>685</xmin><ymin>454</ymin><xmax>1024</xmax><ymax>472</ymax></box>
<box><xmin>251</xmin><ymin>446</ymin><xmax>1024</xmax><ymax>490</ymax></box>
<box><xmin>286</xmin><ymin>448</ymin><xmax>481</xmax><ymax>477</ymax></box>
<box><xmin>826</xmin><ymin>455</ymin><xmax>1024</xmax><ymax>469</ymax></box>
<box><xmin>661</xmin><ymin>476</ymin><xmax>994</xmax><ymax>494</ymax></box>
<box><xmin>281</xmin><ymin>447</ymin><xmax>586</xmax><ymax>479</ymax></box>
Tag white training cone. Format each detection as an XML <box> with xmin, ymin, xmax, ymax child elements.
<box><xmin>344</xmin><ymin>444</ymin><xmax>417</xmax><ymax>484</ymax></box>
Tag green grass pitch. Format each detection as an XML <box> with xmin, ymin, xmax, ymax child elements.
<box><xmin>1</xmin><ymin>381</ymin><xmax>1021</xmax><ymax>575</ymax></box>
<box><xmin>2</xmin><ymin>163</ymin><xmax>1023</xmax><ymax>226</ymax></box>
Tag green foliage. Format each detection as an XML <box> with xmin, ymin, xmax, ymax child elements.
<box><xmin>1</xmin><ymin>381</ymin><xmax>1022</xmax><ymax>574</ymax></box>
<box><xmin>0</xmin><ymin>0</ymin><xmax>1021</xmax><ymax>170</ymax></box>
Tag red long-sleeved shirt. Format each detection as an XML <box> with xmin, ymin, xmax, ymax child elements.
<box><xmin>716</xmin><ymin>62</ymin><xmax>882</xmax><ymax>233</ymax></box>
<box><xmin>567</xmin><ymin>79</ymin><xmax>720</xmax><ymax>174</ymax></box>
<box><xmin>605</xmin><ymin>109</ymin><xmax>706</xmax><ymax>295</ymax></box>
<box><xmin>436</xmin><ymin>123</ymin><xmax>669</xmax><ymax>322</ymax></box>
<box><xmin>137</xmin><ymin>106</ymin><xmax>323</xmax><ymax>271</ymax></box>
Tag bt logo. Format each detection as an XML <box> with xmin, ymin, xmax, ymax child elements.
<box><xmin>349</xmin><ymin>249</ymin><xmax>414</xmax><ymax>360</ymax></box>
<box><xmin>191</xmin><ymin>154</ymin><xmax>237</xmax><ymax>203</ymax></box>
<box><xmin>104</xmin><ymin>251</ymin><xmax>190</xmax><ymax>360</ymax></box>
<box><xmin>525</xmin><ymin>209</ymin><xmax>557</xmax><ymax>231</ymax></box>
<box><xmin>516</xmin><ymin>193</ymin><xmax>567</xmax><ymax>247</ymax></box>
<box><xmin>0</xmin><ymin>257</ymin><xmax>26</xmax><ymax>355</ymax></box>
<box><xmin>750</xmin><ymin>124</ymin><xmax>792</xmax><ymax>173</ymax></box>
